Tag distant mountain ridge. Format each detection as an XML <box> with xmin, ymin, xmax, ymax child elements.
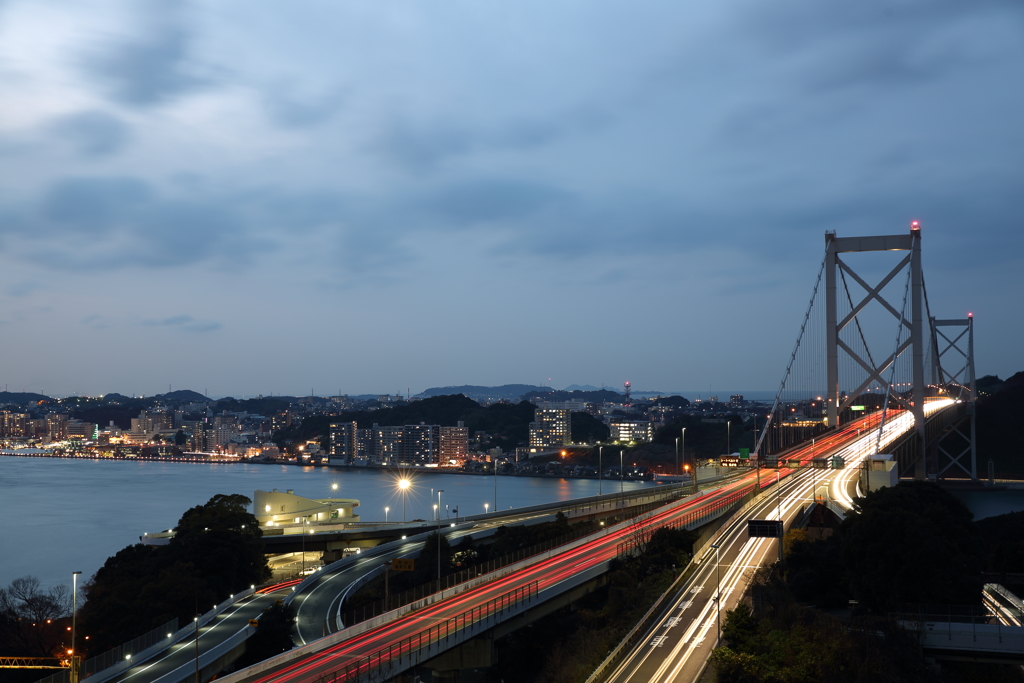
<box><xmin>419</xmin><ymin>384</ymin><xmax>550</xmax><ymax>400</ymax></box>
<box><xmin>563</xmin><ymin>384</ymin><xmax>608</xmax><ymax>392</ymax></box>
<box><xmin>0</xmin><ymin>391</ymin><xmax>50</xmax><ymax>406</ymax></box>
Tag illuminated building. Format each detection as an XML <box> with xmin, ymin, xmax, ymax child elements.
<box><xmin>609</xmin><ymin>420</ymin><xmax>655</xmax><ymax>443</ymax></box>
<box><xmin>329</xmin><ymin>421</ymin><xmax>358</xmax><ymax>464</ymax></box>
<box><xmin>529</xmin><ymin>408</ymin><xmax>571</xmax><ymax>448</ymax></box>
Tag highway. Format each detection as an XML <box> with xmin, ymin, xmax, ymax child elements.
<box><xmin>236</xmin><ymin>481</ymin><xmax>761</xmax><ymax>683</ymax></box>
<box><xmin>101</xmin><ymin>584</ymin><xmax>295</xmax><ymax>683</ymax></box>
<box><xmin>289</xmin><ymin>486</ymin><xmax>691</xmax><ymax>646</ymax></box>
<box><xmin>105</xmin><ymin>400</ymin><xmax>953</xmax><ymax>683</ymax></box>
<box><xmin>601</xmin><ymin>399</ymin><xmax>954</xmax><ymax>683</ymax></box>
<box><xmin>244</xmin><ymin>403</ymin><xmax>950</xmax><ymax>683</ymax></box>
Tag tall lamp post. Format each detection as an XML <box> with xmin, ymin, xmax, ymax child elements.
<box><xmin>776</xmin><ymin>471</ymin><xmax>783</xmax><ymax>562</ymax></box>
<box><xmin>436</xmin><ymin>490</ymin><xmax>444</xmax><ymax>581</ymax></box>
<box><xmin>598</xmin><ymin>446</ymin><xmax>603</xmax><ymax>495</ymax></box>
<box><xmin>493</xmin><ymin>459</ymin><xmax>498</xmax><ymax>513</ymax></box>
<box><xmin>619</xmin><ymin>449</ymin><xmax>624</xmax><ymax>509</ymax></box>
<box><xmin>710</xmin><ymin>543</ymin><xmax>722</xmax><ymax>644</ymax></box>
<box><xmin>675</xmin><ymin>437</ymin><xmax>679</xmax><ymax>477</ymax></box>
<box><xmin>398</xmin><ymin>478</ymin><xmax>410</xmax><ymax>522</ymax></box>
<box><xmin>71</xmin><ymin>571</ymin><xmax>81</xmax><ymax>683</ymax></box>
<box><xmin>681</xmin><ymin>427</ymin><xmax>687</xmax><ymax>482</ymax></box>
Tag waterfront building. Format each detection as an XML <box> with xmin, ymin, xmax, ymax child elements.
<box><xmin>439</xmin><ymin>424</ymin><xmax>469</xmax><ymax>462</ymax></box>
<box><xmin>529</xmin><ymin>408</ymin><xmax>571</xmax><ymax>448</ymax></box>
<box><xmin>402</xmin><ymin>424</ymin><xmax>440</xmax><ymax>464</ymax></box>
<box><xmin>254</xmin><ymin>488</ymin><xmax>361</xmax><ymax>526</ymax></box>
<box><xmin>329</xmin><ymin>421</ymin><xmax>358</xmax><ymax>464</ymax></box>
<box><xmin>46</xmin><ymin>414</ymin><xmax>68</xmax><ymax>441</ymax></box>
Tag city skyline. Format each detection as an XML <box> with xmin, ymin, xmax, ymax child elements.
<box><xmin>1</xmin><ymin>2</ymin><xmax>1021</xmax><ymax>397</ymax></box>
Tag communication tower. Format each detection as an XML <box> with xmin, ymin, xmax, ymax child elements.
<box><xmin>623</xmin><ymin>381</ymin><xmax>632</xmax><ymax>407</ymax></box>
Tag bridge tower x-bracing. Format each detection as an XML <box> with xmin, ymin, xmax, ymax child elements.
<box><xmin>824</xmin><ymin>224</ymin><xmax>977</xmax><ymax>481</ymax></box>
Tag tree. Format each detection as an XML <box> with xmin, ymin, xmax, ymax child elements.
<box><xmin>840</xmin><ymin>481</ymin><xmax>983</xmax><ymax>613</ymax></box>
<box><xmin>79</xmin><ymin>495</ymin><xmax>270</xmax><ymax>652</ymax></box>
<box><xmin>0</xmin><ymin>577</ymin><xmax>71</xmax><ymax>657</ymax></box>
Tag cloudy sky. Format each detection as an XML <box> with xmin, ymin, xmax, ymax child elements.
<box><xmin>0</xmin><ymin>0</ymin><xmax>1021</xmax><ymax>398</ymax></box>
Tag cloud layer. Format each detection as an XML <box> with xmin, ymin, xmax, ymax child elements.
<box><xmin>0</xmin><ymin>0</ymin><xmax>1021</xmax><ymax>394</ymax></box>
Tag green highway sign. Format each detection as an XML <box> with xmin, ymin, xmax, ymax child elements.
<box><xmin>739</xmin><ymin>448</ymin><xmax>750</xmax><ymax>460</ymax></box>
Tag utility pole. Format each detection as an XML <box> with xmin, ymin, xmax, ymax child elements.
<box><xmin>71</xmin><ymin>571</ymin><xmax>81</xmax><ymax>683</ymax></box>
<box><xmin>436</xmin><ymin>490</ymin><xmax>444</xmax><ymax>582</ymax></box>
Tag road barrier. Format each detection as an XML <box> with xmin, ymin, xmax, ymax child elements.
<box><xmin>586</xmin><ymin>474</ymin><xmax>796</xmax><ymax>683</ymax></box>
<box><xmin>314</xmin><ymin>582</ymin><xmax>539</xmax><ymax>683</ymax></box>
<box><xmin>339</xmin><ymin>492</ymin><xmax>686</xmax><ymax>629</ymax></box>
<box><xmin>35</xmin><ymin>587</ymin><xmax>264</xmax><ymax>683</ymax></box>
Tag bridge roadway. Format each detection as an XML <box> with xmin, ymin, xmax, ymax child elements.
<box><xmin>599</xmin><ymin>399</ymin><xmax>955</xmax><ymax>683</ymax></box>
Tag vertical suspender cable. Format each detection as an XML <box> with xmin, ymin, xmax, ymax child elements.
<box><xmin>874</xmin><ymin>267</ymin><xmax>913</xmax><ymax>457</ymax></box>
<box><xmin>755</xmin><ymin>251</ymin><xmax>827</xmax><ymax>457</ymax></box>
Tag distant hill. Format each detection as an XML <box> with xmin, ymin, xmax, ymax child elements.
<box><xmin>522</xmin><ymin>389</ymin><xmax>624</xmax><ymax>403</ymax></box>
<box><xmin>151</xmin><ymin>389</ymin><xmax>208</xmax><ymax>403</ymax></box>
<box><xmin>564</xmin><ymin>384</ymin><xmax>606</xmax><ymax>392</ymax></box>
<box><xmin>419</xmin><ymin>384</ymin><xmax>550</xmax><ymax>401</ymax></box>
<box><xmin>0</xmin><ymin>391</ymin><xmax>51</xmax><ymax>406</ymax></box>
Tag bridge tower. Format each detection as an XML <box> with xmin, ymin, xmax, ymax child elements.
<box><xmin>824</xmin><ymin>224</ymin><xmax>928</xmax><ymax>477</ymax></box>
<box><xmin>929</xmin><ymin>313</ymin><xmax>977</xmax><ymax>480</ymax></box>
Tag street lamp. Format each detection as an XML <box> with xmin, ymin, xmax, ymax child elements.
<box><xmin>727</xmin><ymin>420</ymin><xmax>731</xmax><ymax>456</ymax></box>
<box><xmin>436</xmin><ymin>490</ymin><xmax>444</xmax><ymax>581</ymax></box>
<box><xmin>301</xmin><ymin>516</ymin><xmax>307</xmax><ymax>576</ymax></box>
<box><xmin>675</xmin><ymin>437</ymin><xmax>679</xmax><ymax>477</ymax></box>
<box><xmin>398</xmin><ymin>478</ymin><xmax>411</xmax><ymax>522</ymax></box>
<box><xmin>384</xmin><ymin>506</ymin><xmax>389</xmax><ymax>524</ymax></box>
<box><xmin>71</xmin><ymin>571</ymin><xmax>81</xmax><ymax>683</ymax></box>
<box><xmin>776</xmin><ymin>471</ymin><xmax>783</xmax><ymax>562</ymax></box>
<box><xmin>598</xmin><ymin>446</ymin><xmax>603</xmax><ymax>495</ymax></box>
<box><xmin>710</xmin><ymin>543</ymin><xmax>722</xmax><ymax>644</ymax></box>
<box><xmin>484</xmin><ymin>502</ymin><xmax>489</xmax><ymax>514</ymax></box>
<box><xmin>681</xmin><ymin>427</ymin><xmax>687</xmax><ymax>477</ymax></box>
<box><xmin>619</xmin><ymin>449</ymin><xmax>624</xmax><ymax>507</ymax></box>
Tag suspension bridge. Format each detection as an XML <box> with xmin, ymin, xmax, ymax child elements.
<box><xmin>754</xmin><ymin>222</ymin><xmax>978</xmax><ymax>483</ymax></box>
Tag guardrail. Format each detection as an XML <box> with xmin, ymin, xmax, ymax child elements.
<box><xmin>217</xmin><ymin>495</ymin><xmax>700</xmax><ymax>683</ymax></box>
<box><xmin>35</xmin><ymin>587</ymin><xmax>263</xmax><ymax>683</ymax></box>
<box><xmin>985</xmin><ymin>583</ymin><xmax>1024</xmax><ymax>614</ymax></box>
<box><xmin>340</xmin><ymin>493</ymin><xmax>686</xmax><ymax>629</ymax></box>
<box><xmin>314</xmin><ymin>582</ymin><xmax>539</xmax><ymax>683</ymax></box>
<box><xmin>586</xmin><ymin>474</ymin><xmax>797</xmax><ymax>683</ymax></box>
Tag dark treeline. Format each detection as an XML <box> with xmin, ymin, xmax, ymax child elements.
<box><xmin>77</xmin><ymin>494</ymin><xmax>270</xmax><ymax>654</ymax></box>
<box><xmin>713</xmin><ymin>481</ymin><xmax>1024</xmax><ymax>682</ymax></box>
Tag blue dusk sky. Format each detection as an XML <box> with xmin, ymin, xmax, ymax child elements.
<box><xmin>0</xmin><ymin>1</ymin><xmax>1021</xmax><ymax>397</ymax></box>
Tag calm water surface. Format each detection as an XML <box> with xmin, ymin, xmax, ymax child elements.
<box><xmin>0</xmin><ymin>457</ymin><xmax>653</xmax><ymax>588</ymax></box>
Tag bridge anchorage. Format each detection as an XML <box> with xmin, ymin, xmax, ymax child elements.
<box><xmin>755</xmin><ymin>222</ymin><xmax>977</xmax><ymax>482</ymax></box>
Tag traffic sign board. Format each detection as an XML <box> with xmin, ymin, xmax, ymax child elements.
<box><xmin>391</xmin><ymin>558</ymin><xmax>415</xmax><ymax>572</ymax></box>
<box><xmin>747</xmin><ymin>519</ymin><xmax>784</xmax><ymax>538</ymax></box>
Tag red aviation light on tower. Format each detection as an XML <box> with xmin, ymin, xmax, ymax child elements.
<box><xmin>910</xmin><ymin>220</ymin><xmax>921</xmax><ymax>231</ymax></box>
<box><xmin>968</xmin><ymin>312</ymin><xmax>973</xmax><ymax>318</ymax></box>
